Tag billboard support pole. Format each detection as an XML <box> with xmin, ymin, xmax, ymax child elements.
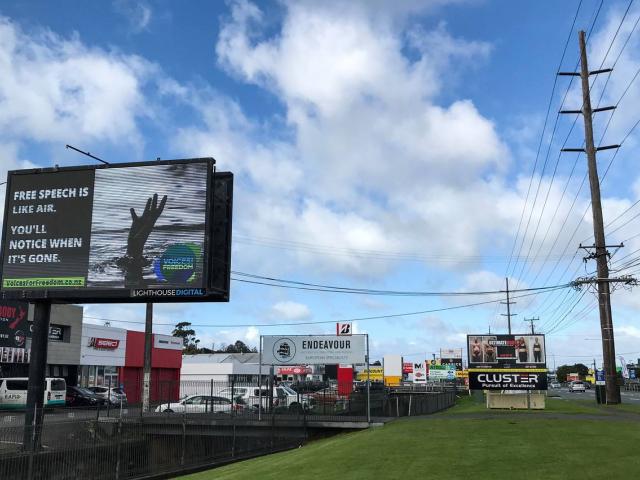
<box><xmin>258</xmin><ymin>336</ymin><xmax>263</xmax><ymax>422</ymax></box>
<box><xmin>23</xmin><ymin>301</ymin><xmax>51</xmax><ymax>451</ymax></box>
<box><xmin>142</xmin><ymin>302</ymin><xmax>153</xmax><ymax>413</ymax></box>
<box><xmin>366</xmin><ymin>334</ymin><xmax>370</xmax><ymax>424</ymax></box>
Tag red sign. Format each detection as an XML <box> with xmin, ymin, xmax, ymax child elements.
<box><xmin>89</xmin><ymin>337</ymin><xmax>120</xmax><ymax>350</ymax></box>
<box><xmin>278</xmin><ymin>366</ymin><xmax>311</xmax><ymax>375</ymax></box>
<box><xmin>403</xmin><ymin>362</ymin><xmax>413</xmax><ymax>374</ymax></box>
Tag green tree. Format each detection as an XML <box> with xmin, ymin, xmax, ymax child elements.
<box><xmin>223</xmin><ymin>340</ymin><xmax>257</xmax><ymax>353</ymax></box>
<box><xmin>556</xmin><ymin>363</ymin><xmax>589</xmax><ymax>382</ymax></box>
<box><xmin>172</xmin><ymin>322</ymin><xmax>200</xmax><ymax>354</ymax></box>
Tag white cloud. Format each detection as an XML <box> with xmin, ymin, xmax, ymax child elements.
<box><xmin>270</xmin><ymin>301</ymin><xmax>312</xmax><ymax>321</ymax></box>
<box><xmin>0</xmin><ymin>16</ymin><xmax>153</xmax><ymax>148</ymax></box>
<box><xmin>113</xmin><ymin>0</ymin><xmax>153</xmax><ymax>33</ymax></box>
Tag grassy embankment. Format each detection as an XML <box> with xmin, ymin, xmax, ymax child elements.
<box><xmin>180</xmin><ymin>395</ymin><xmax>640</xmax><ymax>480</ymax></box>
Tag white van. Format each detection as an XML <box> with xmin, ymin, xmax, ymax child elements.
<box><xmin>0</xmin><ymin>378</ymin><xmax>67</xmax><ymax>410</ymax></box>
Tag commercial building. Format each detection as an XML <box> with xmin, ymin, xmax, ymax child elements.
<box><xmin>0</xmin><ymin>303</ymin><xmax>83</xmax><ymax>386</ymax></box>
<box><xmin>181</xmin><ymin>353</ymin><xmax>269</xmax><ymax>383</ymax></box>
<box><xmin>121</xmin><ymin>331</ymin><xmax>182</xmax><ymax>403</ymax></box>
<box><xmin>1</xmin><ymin>300</ymin><xmax>183</xmax><ymax>402</ymax></box>
<box><xmin>78</xmin><ymin>324</ymin><xmax>127</xmax><ymax>389</ymax></box>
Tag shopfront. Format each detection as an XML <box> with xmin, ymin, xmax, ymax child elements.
<box><xmin>120</xmin><ymin>331</ymin><xmax>182</xmax><ymax>404</ymax></box>
<box><xmin>79</xmin><ymin>325</ymin><xmax>127</xmax><ymax>388</ymax></box>
<box><xmin>0</xmin><ymin>302</ymin><xmax>82</xmax><ymax>385</ymax></box>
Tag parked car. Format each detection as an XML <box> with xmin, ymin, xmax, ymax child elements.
<box><xmin>65</xmin><ymin>386</ymin><xmax>104</xmax><ymax>407</ymax></box>
<box><xmin>549</xmin><ymin>382</ymin><xmax>562</xmax><ymax>389</ymax></box>
<box><xmin>569</xmin><ymin>381</ymin><xmax>586</xmax><ymax>393</ymax></box>
<box><xmin>87</xmin><ymin>386</ymin><xmax>128</xmax><ymax>406</ymax></box>
<box><xmin>155</xmin><ymin>395</ymin><xmax>240</xmax><ymax>414</ymax></box>
<box><xmin>218</xmin><ymin>385</ymin><xmax>313</xmax><ymax>412</ymax></box>
<box><xmin>309</xmin><ymin>386</ymin><xmax>348</xmax><ymax>405</ymax></box>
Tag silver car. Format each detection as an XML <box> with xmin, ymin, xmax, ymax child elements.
<box><xmin>155</xmin><ymin>395</ymin><xmax>235</xmax><ymax>414</ymax></box>
<box><xmin>87</xmin><ymin>386</ymin><xmax>128</xmax><ymax>406</ymax></box>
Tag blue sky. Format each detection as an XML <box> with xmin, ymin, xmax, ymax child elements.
<box><xmin>1</xmin><ymin>0</ymin><xmax>640</xmax><ymax>368</ymax></box>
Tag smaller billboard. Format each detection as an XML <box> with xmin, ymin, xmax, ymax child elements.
<box><xmin>413</xmin><ymin>362</ymin><xmax>427</xmax><ymax>383</ymax></box>
<box><xmin>469</xmin><ymin>369</ymin><xmax>548</xmax><ymax>390</ymax></box>
<box><xmin>261</xmin><ymin>335</ymin><xmax>366</xmax><ymax>365</ymax></box>
<box><xmin>467</xmin><ymin>334</ymin><xmax>546</xmax><ymax>368</ymax></box>
<box><xmin>403</xmin><ymin>362</ymin><xmax>413</xmax><ymax>374</ymax></box>
<box><xmin>0</xmin><ymin>300</ymin><xmax>29</xmax><ymax>348</ymax></box>
<box><xmin>383</xmin><ymin>355</ymin><xmax>403</xmax><ymax>377</ymax></box>
<box><xmin>429</xmin><ymin>364</ymin><xmax>456</xmax><ymax>381</ymax></box>
<box><xmin>356</xmin><ymin>367</ymin><xmax>383</xmax><ymax>382</ymax></box>
<box><xmin>440</xmin><ymin>348</ymin><xmax>462</xmax><ymax>358</ymax></box>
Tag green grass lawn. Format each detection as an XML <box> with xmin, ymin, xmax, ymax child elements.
<box><xmin>180</xmin><ymin>395</ymin><xmax>640</xmax><ymax>480</ymax></box>
<box><xmin>439</xmin><ymin>393</ymin><xmax>613</xmax><ymax>415</ymax></box>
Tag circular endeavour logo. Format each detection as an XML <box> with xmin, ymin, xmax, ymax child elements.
<box><xmin>154</xmin><ymin>243</ymin><xmax>201</xmax><ymax>283</ymax></box>
<box><xmin>273</xmin><ymin>338</ymin><xmax>296</xmax><ymax>363</ymax></box>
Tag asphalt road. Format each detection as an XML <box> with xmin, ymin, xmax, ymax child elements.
<box><xmin>550</xmin><ymin>386</ymin><xmax>640</xmax><ymax>403</ymax></box>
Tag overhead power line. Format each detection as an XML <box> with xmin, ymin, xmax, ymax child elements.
<box><xmin>230</xmin><ymin>271</ymin><xmax>571</xmax><ymax>297</ymax></box>
<box><xmin>83</xmin><ymin>285</ymin><xmax>570</xmax><ymax>329</ymax></box>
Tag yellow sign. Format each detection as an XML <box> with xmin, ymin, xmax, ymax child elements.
<box><xmin>456</xmin><ymin>370</ymin><xmax>469</xmax><ymax>378</ymax></box>
<box><xmin>384</xmin><ymin>376</ymin><xmax>402</xmax><ymax>386</ymax></box>
<box><xmin>356</xmin><ymin>367</ymin><xmax>383</xmax><ymax>382</ymax></box>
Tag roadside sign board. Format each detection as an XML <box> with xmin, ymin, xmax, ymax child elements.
<box><xmin>469</xmin><ymin>369</ymin><xmax>548</xmax><ymax>390</ymax></box>
<box><xmin>0</xmin><ymin>300</ymin><xmax>29</xmax><ymax>348</ymax></box>
<box><xmin>595</xmin><ymin>369</ymin><xmax>606</xmax><ymax>385</ymax></box>
<box><xmin>429</xmin><ymin>364</ymin><xmax>456</xmax><ymax>381</ymax></box>
<box><xmin>0</xmin><ymin>159</ymin><xmax>233</xmax><ymax>303</ymax></box>
<box><xmin>413</xmin><ymin>362</ymin><xmax>427</xmax><ymax>383</ymax></box>
<box><xmin>467</xmin><ymin>334</ymin><xmax>546</xmax><ymax>368</ymax></box>
<box><xmin>261</xmin><ymin>335</ymin><xmax>366</xmax><ymax>365</ymax></box>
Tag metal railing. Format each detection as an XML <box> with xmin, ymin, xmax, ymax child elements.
<box><xmin>0</xmin><ymin>380</ymin><xmax>457</xmax><ymax>479</ymax></box>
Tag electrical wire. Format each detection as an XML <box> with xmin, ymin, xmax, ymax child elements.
<box><xmin>82</xmin><ymin>284</ymin><xmax>571</xmax><ymax>329</ymax></box>
<box><xmin>230</xmin><ymin>271</ymin><xmax>570</xmax><ymax>297</ymax></box>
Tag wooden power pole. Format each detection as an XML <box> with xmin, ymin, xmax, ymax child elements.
<box><xmin>500</xmin><ymin>278</ymin><xmax>516</xmax><ymax>334</ymax></box>
<box><xmin>559</xmin><ymin>30</ymin><xmax>621</xmax><ymax>404</ymax></box>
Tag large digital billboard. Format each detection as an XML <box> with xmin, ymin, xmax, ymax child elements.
<box><xmin>0</xmin><ymin>159</ymin><xmax>232</xmax><ymax>303</ymax></box>
<box><xmin>467</xmin><ymin>334</ymin><xmax>546</xmax><ymax>369</ymax></box>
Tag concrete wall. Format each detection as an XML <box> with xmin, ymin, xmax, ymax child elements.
<box><xmin>486</xmin><ymin>392</ymin><xmax>546</xmax><ymax>409</ymax></box>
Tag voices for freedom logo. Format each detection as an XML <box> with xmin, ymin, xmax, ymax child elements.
<box><xmin>154</xmin><ymin>243</ymin><xmax>201</xmax><ymax>283</ymax></box>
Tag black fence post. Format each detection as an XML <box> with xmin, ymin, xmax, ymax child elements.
<box><xmin>231</xmin><ymin>377</ymin><xmax>235</xmax><ymax>417</ymax></box>
<box><xmin>107</xmin><ymin>376</ymin><xmax>112</xmax><ymax>418</ymax></box>
<box><xmin>232</xmin><ymin>414</ymin><xmax>237</xmax><ymax>458</ymax></box>
<box><xmin>181</xmin><ymin>410</ymin><xmax>186</xmax><ymax>466</ymax></box>
<box><xmin>115</xmin><ymin>411</ymin><xmax>123</xmax><ymax>480</ymax></box>
<box><xmin>210</xmin><ymin>379</ymin><xmax>214</xmax><ymax>414</ymax></box>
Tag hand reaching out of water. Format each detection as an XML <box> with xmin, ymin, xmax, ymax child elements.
<box><xmin>126</xmin><ymin>193</ymin><xmax>168</xmax><ymax>259</ymax></box>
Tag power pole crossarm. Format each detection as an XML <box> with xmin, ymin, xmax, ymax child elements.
<box><xmin>500</xmin><ymin>277</ymin><xmax>516</xmax><ymax>334</ymax></box>
<box><xmin>524</xmin><ymin>317</ymin><xmax>539</xmax><ymax>335</ymax></box>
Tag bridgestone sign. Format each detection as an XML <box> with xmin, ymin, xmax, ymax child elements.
<box><xmin>261</xmin><ymin>335</ymin><xmax>367</xmax><ymax>365</ymax></box>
